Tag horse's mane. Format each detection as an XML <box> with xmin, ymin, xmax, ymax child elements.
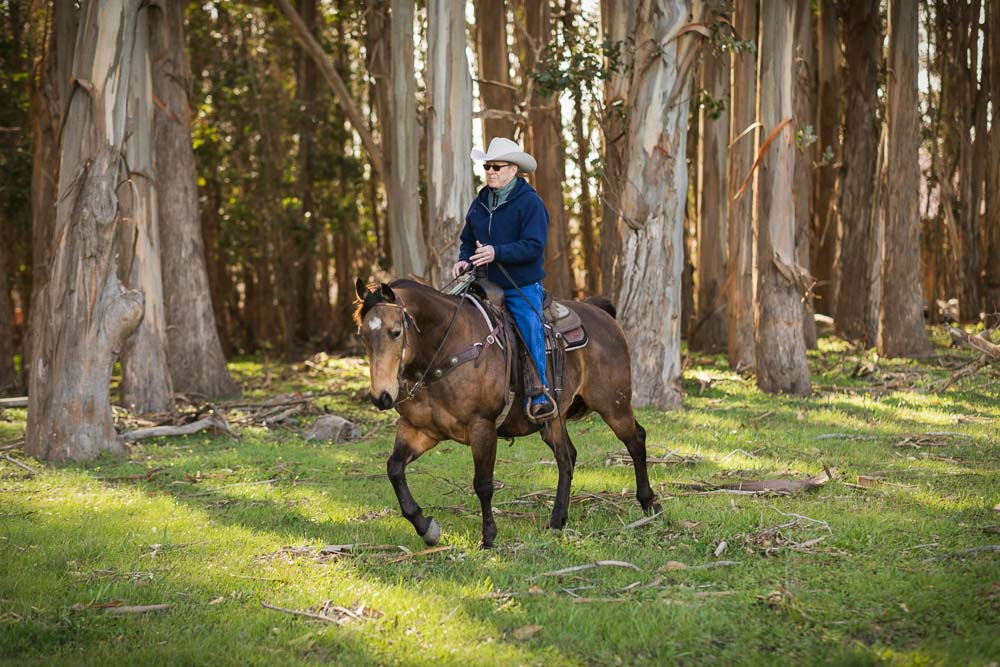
<box><xmin>353</xmin><ymin>279</ymin><xmax>460</xmax><ymax>326</ymax></box>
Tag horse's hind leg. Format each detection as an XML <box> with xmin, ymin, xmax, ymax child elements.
<box><xmin>469</xmin><ymin>419</ymin><xmax>499</xmax><ymax>548</ymax></box>
<box><xmin>598</xmin><ymin>407</ymin><xmax>660</xmax><ymax>514</ymax></box>
<box><xmin>541</xmin><ymin>419</ymin><xmax>575</xmax><ymax>530</ymax></box>
<box><xmin>387</xmin><ymin>422</ymin><xmax>441</xmax><ymax>545</ymax></box>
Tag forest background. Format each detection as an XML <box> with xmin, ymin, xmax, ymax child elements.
<box><xmin>0</xmin><ymin>0</ymin><xmax>998</xmax><ymax>459</ymax></box>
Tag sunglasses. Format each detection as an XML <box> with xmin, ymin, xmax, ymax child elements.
<box><xmin>484</xmin><ymin>163</ymin><xmax>511</xmax><ymax>172</ymax></box>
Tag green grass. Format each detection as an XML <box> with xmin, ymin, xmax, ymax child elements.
<box><xmin>1</xmin><ymin>334</ymin><xmax>999</xmax><ymax>666</ymax></box>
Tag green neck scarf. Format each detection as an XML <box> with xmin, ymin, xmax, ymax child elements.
<box><xmin>490</xmin><ymin>178</ymin><xmax>518</xmax><ymax>210</ymax></box>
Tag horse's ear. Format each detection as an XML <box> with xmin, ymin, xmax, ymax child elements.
<box><xmin>380</xmin><ymin>283</ymin><xmax>396</xmax><ymax>304</ymax></box>
<box><xmin>355</xmin><ymin>277</ymin><xmax>367</xmax><ymax>301</ymax></box>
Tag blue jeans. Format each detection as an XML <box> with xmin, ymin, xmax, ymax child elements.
<box><xmin>504</xmin><ymin>282</ymin><xmax>549</xmax><ymax>403</ymax></box>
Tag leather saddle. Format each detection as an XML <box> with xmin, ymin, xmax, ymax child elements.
<box><xmin>469</xmin><ymin>279</ymin><xmax>589</xmax><ymax>351</ymax></box>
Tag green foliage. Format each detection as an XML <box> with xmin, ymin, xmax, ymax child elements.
<box><xmin>795</xmin><ymin>124</ymin><xmax>818</xmax><ymax>153</ymax></box>
<box><xmin>697</xmin><ymin>88</ymin><xmax>727</xmax><ymax>121</ymax></box>
<box><xmin>1</xmin><ymin>334</ymin><xmax>999</xmax><ymax>665</ymax></box>
<box><xmin>530</xmin><ymin>9</ymin><xmax>620</xmax><ymax>101</ymax></box>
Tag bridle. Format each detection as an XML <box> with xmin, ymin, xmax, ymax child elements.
<box><xmin>363</xmin><ymin>292</ymin><xmax>467</xmax><ymax>405</ymax></box>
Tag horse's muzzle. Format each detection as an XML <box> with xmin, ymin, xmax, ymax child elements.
<box><xmin>370</xmin><ymin>390</ymin><xmax>395</xmax><ymax>411</ymax></box>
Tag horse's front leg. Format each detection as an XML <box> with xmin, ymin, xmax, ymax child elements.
<box><xmin>542</xmin><ymin>419</ymin><xmax>575</xmax><ymax>530</ymax></box>
<box><xmin>387</xmin><ymin>421</ymin><xmax>441</xmax><ymax>545</ymax></box>
<box><xmin>468</xmin><ymin>419</ymin><xmax>499</xmax><ymax>548</ymax></box>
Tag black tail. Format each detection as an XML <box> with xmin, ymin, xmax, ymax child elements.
<box><xmin>583</xmin><ymin>296</ymin><xmax>616</xmax><ymax>319</ymax></box>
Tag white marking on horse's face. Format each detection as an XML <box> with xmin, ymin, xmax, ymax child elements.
<box><xmin>368</xmin><ymin>316</ymin><xmax>383</xmax><ymax>331</ymax></box>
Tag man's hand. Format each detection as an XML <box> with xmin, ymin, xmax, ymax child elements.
<box><xmin>452</xmin><ymin>260</ymin><xmax>471</xmax><ymax>279</ymax></box>
<box><xmin>470</xmin><ymin>241</ymin><xmax>496</xmax><ymax>267</ymax></box>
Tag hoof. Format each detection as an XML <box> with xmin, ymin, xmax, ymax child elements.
<box><xmin>646</xmin><ymin>501</ymin><xmax>663</xmax><ymax>516</ymax></box>
<box><xmin>420</xmin><ymin>518</ymin><xmax>441</xmax><ymax>546</ymax></box>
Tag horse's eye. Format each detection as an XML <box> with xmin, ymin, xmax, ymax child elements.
<box><xmin>388</xmin><ymin>328</ymin><xmax>402</xmax><ymax>340</ymax></box>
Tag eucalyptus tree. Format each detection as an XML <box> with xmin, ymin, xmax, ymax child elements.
<box><xmin>753</xmin><ymin>0</ymin><xmax>811</xmax><ymax>395</ymax></box>
<box><xmin>879</xmin><ymin>0</ymin><xmax>931</xmax><ymax>357</ymax></box>
<box><xmin>26</xmin><ymin>0</ymin><xmax>148</xmax><ymax>460</ymax></box>
<box><xmin>612</xmin><ymin>0</ymin><xmax>692</xmax><ymax>410</ymax></box>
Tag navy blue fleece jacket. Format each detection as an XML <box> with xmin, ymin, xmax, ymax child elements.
<box><xmin>458</xmin><ymin>178</ymin><xmax>548</xmax><ymax>289</ymax></box>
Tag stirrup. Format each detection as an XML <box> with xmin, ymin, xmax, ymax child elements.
<box><xmin>526</xmin><ymin>395</ymin><xmax>558</xmax><ymax>424</ymax></box>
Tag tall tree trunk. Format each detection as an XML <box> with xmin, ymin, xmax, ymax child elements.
<box><xmin>986</xmin><ymin>0</ymin><xmax>1000</xmax><ymax>324</ymax></box>
<box><xmin>834</xmin><ymin>0</ymin><xmax>880</xmax><ymax>344</ymax></box>
<box><xmin>613</xmin><ymin>0</ymin><xmax>690</xmax><ymax>410</ymax></box>
<box><xmin>936</xmin><ymin>0</ymin><xmax>982</xmax><ymax>321</ymax></box>
<box><xmin>566</xmin><ymin>0</ymin><xmax>598</xmax><ymax>294</ymax></box>
<box><xmin>293</xmin><ymin>0</ymin><xmax>320</xmax><ymax>345</ymax></box>
<box><xmin>27</xmin><ymin>0</ymin><xmax>76</xmax><ymax>388</ymax></box>
<box><xmin>524</xmin><ymin>0</ymin><xmax>573</xmax><ymax>296</ymax></box>
<box><xmin>754</xmin><ymin>0</ymin><xmax>811</xmax><ymax>395</ymax></box>
<box><xmin>26</xmin><ymin>0</ymin><xmax>146</xmax><ymax>460</ymax></box>
<box><xmin>0</xmin><ymin>225</ymin><xmax>13</xmax><ymax>392</ymax></box>
<box><xmin>118</xmin><ymin>4</ymin><xmax>174</xmax><ymax>414</ymax></box>
<box><xmin>727</xmin><ymin>0</ymin><xmax>757</xmax><ymax>371</ymax></box>
<box><xmin>365</xmin><ymin>0</ymin><xmax>393</xmax><ymax>268</ymax></box>
<box><xmin>690</xmin><ymin>38</ymin><xmax>728</xmax><ymax>352</ymax></box>
<box><xmin>387</xmin><ymin>0</ymin><xmax>427</xmax><ymax>277</ymax></box>
<box><xmin>599</xmin><ymin>0</ymin><xmax>636</xmax><ymax>297</ymax></box>
<box><xmin>152</xmin><ymin>0</ymin><xmax>238</xmax><ymax>398</ymax></box>
<box><xmin>474</xmin><ymin>0</ymin><xmax>516</xmax><ymax>141</ymax></box>
<box><xmin>811</xmin><ymin>0</ymin><xmax>839</xmax><ymax>317</ymax></box>
<box><xmin>426</xmin><ymin>0</ymin><xmax>473</xmax><ymax>287</ymax></box>
<box><xmin>879</xmin><ymin>0</ymin><xmax>931</xmax><ymax>357</ymax></box>
<box><xmin>794</xmin><ymin>2</ymin><xmax>817</xmax><ymax>349</ymax></box>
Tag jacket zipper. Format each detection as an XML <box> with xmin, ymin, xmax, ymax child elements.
<box><xmin>480</xmin><ymin>198</ymin><xmax>511</xmax><ymax>239</ymax></box>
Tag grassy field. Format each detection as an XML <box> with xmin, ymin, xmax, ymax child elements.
<box><xmin>1</xmin><ymin>332</ymin><xmax>999</xmax><ymax>666</ymax></box>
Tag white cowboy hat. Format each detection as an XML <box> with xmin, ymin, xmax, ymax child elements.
<box><xmin>470</xmin><ymin>137</ymin><xmax>537</xmax><ymax>173</ymax></box>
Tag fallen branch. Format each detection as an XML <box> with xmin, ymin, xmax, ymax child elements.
<box><xmin>946</xmin><ymin>325</ymin><xmax>1000</xmax><ymax>361</ymax></box>
<box><xmin>0</xmin><ymin>441</ymin><xmax>24</xmax><ymax>451</ymax></box>
<box><xmin>925</xmin><ymin>545</ymin><xmax>1000</xmax><ymax>562</ymax></box>
<box><xmin>934</xmin><ymin>356</ymin><xmax>990</xmax><ymax>392</ymax></box>
<box><xmin>104</xmin><ymin>604</ymin><xmax>171</xmax><ymax>615</ymax></box>
<box><xmin>261</xmin><ymin>601</ymin><xmax>341</xmax><ymax>624</ymax></box>
<box><xmin>98</xmin><ymin>467</ymin><xmax>167</xmax><ymax>482</ymax></box>
<box><xmin>677</xmin><ymin>468</ymin><xmax>837</xmax><ymax>494</ymax></box>
<box><xmin>122</xmin><ymin>414</ymin><xmax>236</xmax><ymax>443</ymax></box>
<box><xmin>0</xmin><ymin>397</ymin><xmax>28</xmax><ymax>408</ymax></box>
<box><xmin>540</xmin><ymin>561</ymin><xmax>641</xmax><ymax>578</ymax></box>
<box><xmin>3</xmin><ymin>454</ymin><xmax>39</xmax><ymax>476</ymax></box>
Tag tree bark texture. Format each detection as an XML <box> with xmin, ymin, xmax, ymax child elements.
<box><xmin>986</xmin><ymin>0</ymin><xmax>1000</xmax><ymax>323</ymax></box>
<box><xmin>879</xmin><ymin>0</ymin><xmax>931</xmax><ymax>357</ymax></box>
<box><xmin>935</xmin><ymin>0</ymin><xmax>983</xmax><ymax>321</ymax></box>
<box><xmin>365</xmin><ymin>0</ymin><xmax>393</xmax><ymax>267</ymax></box>
<box><xmin>26</xmin><ymin>0</ymin><xmax>146</xmax><ymax>460</ymax></box>
<box><xmin>599</xmin><ymin>0</ymin><xmax>637</xmax><ymax>297</ymax></box>
<box><xmin>793</xmin><ymin>2</ymin><xmax>817</xmax><ymax>349</ymax></box>
<box><xmin>727</xmin><ymin>0</ymin><xmax>757</xmax><ymax>371</ymax></box>
<box><xmin>834</xmin><ymin>0</ymin><xmax>880</xmax><ymax>344</ymax></box>
<box><xmin>474</xmin><ymin>0</ymin><xmax>516</xmax><ymax>141</ymax></box>
<box><xmin>754</xmin><ymin>0</ymin><xmax>811</xmax><ymax>395</ymax></box>
<box><xmin>0</xmin><ymin>227</ymin><xmax>14</xmax><ymax>392</ymax></box>
<box><xmin>388</xmin><ymin>0</ymin><xmax>427</xmax><ymax>278</ymax></box>
<box><xmin>426</xmin><ymin>0</ymin><xmax>474</xmax><ymax>288</ymax></box>
<box><xmin>614</xmin><ymin>0</ymin><xmax>690</xmax><ymax>410</ymax></box>
<box><xmin>811</xmin><ymin>0</ymin><xmax>839</xmax><ymax>317</ymax></box>
<box><xmin>691</xmin><ymin>42</ymin><xmax>729</xmax><ymax>353</ymax></box>
<box><xmin>27</xmin><ymin>0</ymin><xmax>76</xmax><ymax>383</ymax></box>
<box><xmin>524</xmin><ymin>0</ymin><xmax>574</xmax><ymax>297</ymax></box>
<box><xmin>566</xmin><ymin>0</ymin><xmax>599</xmax><ymax>295</ymax></box>
<box><xmin>117</xmin><ymin>4</ymin><xmax>174</xmax><ymax>414</ymax></box>
<box><xmin>151</xmin><ymin>0</ymin><xmax>238</xmax><ymax>398</ymax></box>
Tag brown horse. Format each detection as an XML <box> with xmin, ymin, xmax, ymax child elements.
<box><xmin>354</xmin><ymin>278</ymin><xmax>659</xmax><ymax>547</ymax></box>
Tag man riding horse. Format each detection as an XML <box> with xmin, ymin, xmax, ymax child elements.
<box><xmin>451</xmin><ymin>137</ymin><xmax>557</xmax><ymax>423</ymax></box>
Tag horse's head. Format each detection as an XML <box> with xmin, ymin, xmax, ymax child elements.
<box><xmin>354</xmin><ymin>278</ymin><xmax>415</xmax><ymax>410</ymax></box>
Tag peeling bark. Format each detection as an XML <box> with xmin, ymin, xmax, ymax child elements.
<box><xmin>614</xmin><ymin>0</ymin><xmax>690</xmax><ymax>410</ymax></box>
<box><xmin>26</xmin><ymin>0</ymin><xmax>147</xmax><ymax>460</ymax></box>
<box><xmin>727</xmin><ymin>0</ymin><xmax>757</xmax><ymax>371</ymax></box>
<box><xmin>879</xmin><ymin>0</ymin><xmax>931</xmax><ymax>357</ymax></box>
<box><xmin>754</xmin><ymin>0</ymin><xmax>811</xmax><ymax>395</ymax></box>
